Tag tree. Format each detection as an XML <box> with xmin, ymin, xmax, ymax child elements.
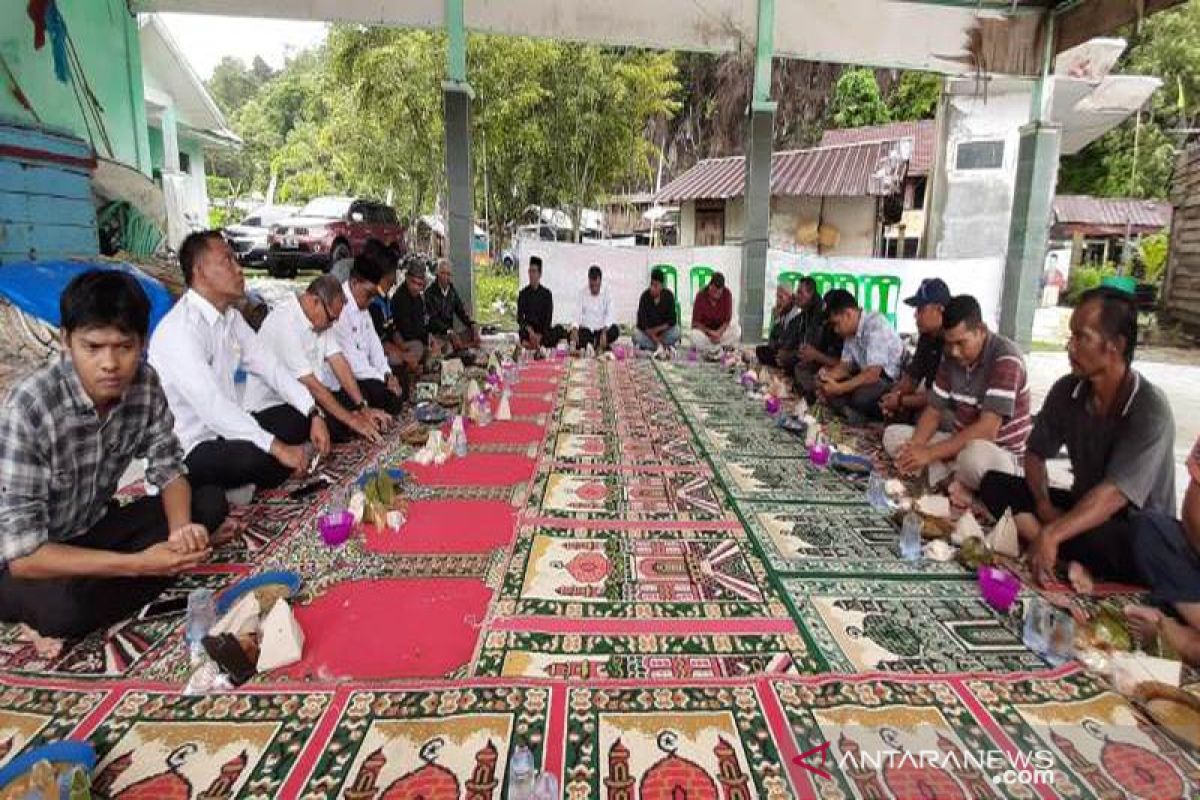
<box><xmin>829</xmin><ymin>67</ymin><xmax>890</xmax><ymax>129</ymax></box>
<box><xmin>208</xmin><ymin>57</ymin><xmax>261</xmax><ymax>116</ymax></box>
<box><xmin>887</xmin><ymin>71</ymin><xmax>940</xmax><ymax>121</ymax></box>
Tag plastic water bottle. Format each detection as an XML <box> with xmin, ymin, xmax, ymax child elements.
<box><xmin>533</xmin><ymin>771</ymin><xmax>559</xmax><ymax>800</ymax></box>
<box><xmin>508</xmin><ymin>745</ymin><xmax>536</xmax><ymax>800</ymax></box>
<box><xmin>899</xmin><ymin>512</ymin><xmax>922</xmax><ymax>561</ymax></box>
<box><xmin>1022</xmin><ymin>596</ymin><xmax>1052</xmax><ymax>655</ymax></box>
<box><xmin>866</xmin><ymin>472</ymin><xmax>889</xmax><ymax>512</ymax></box>
<box><xmin>185</xmin><ymin>588</ymin><xmax>216</xmax><ymax>662</ymax></box>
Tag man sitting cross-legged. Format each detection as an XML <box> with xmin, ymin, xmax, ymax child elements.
<box><xmin>633</xmin><ymin>268</ymin><xmax>681</xmax><ymax>353</ymax></box>
<box><xmin>390</xmin><ymin>260</ymin><xmax>431</xmax><ymax>396</ymax></box>
<box><xmin>572</xmin><ymin>265</ymin><xmax>620</xmax><ymax>354</ymax></box>
<box><xmin>979</xmin><ymin>288</ymin><xmax>1177</xmax><ymax>587</ymax></box>
<box><xmin>332</xmin><ymin>250</ymin><xmax>404</xmax><ymax>414</ymax></box>
<box><xmin>518</xmin><ymin>256</ymin><xmax>567</xmax><ymax>354</ymax></box>
<box><xmin>886</xmin><ymin>294</ymin><xmax>1031</xmax><ymax>494</ymax></box>
<box><xmin>688</xmin><ymin>272</ymin><xmax>741</xmax><ymax>353</ymax></box>
<box><xmin>246</xmin><ymin>275</ymin><xmax>392</xmax><ymax>446</ymax></box>
<box><xmin>755</xmin><ymin>283</ymin><xmax>802</xmax><ymax>371</ymax></box>
<box><xmin>1124</xmin><ymin>436</ymin><xmax>1200</xmax><ymax>664</ymax></box>
<box><xmin>0</xmin><ymin>271</ymin><xmax>229</xmax><ymax>655</ymax></box>
<box><xmin>879</xmin><ymin>278</ymin><xmax>948</xmax><ymax>424</ymax></box>
<box><xmin>149</xmin><ymin>231</ymin><xmax>330</xmax><ymax>494</ymax></box>
<box><xmin>817</xmin><ymin>288</ymin><xmax>904</xmax><ymax>422</ymax></box>
<box><xmin>426</xmin><ymin>258</ymin><xmax>481</xmax><ymax>357</ymax></box>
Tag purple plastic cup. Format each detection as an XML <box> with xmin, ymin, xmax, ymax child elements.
<box><xmin>319</xmin><ymin>511</ymin><xmax>355</xmax><ymax>547</ymax></box>
<box><xmin>808</xmin><ymin>443</ymin><xmax>831</xmax><ymax>467</ymax></box>
<box><xmin>978</xmin><ymin>566</ymin><xmax>1021</xmax><ymax>611</ymax></box>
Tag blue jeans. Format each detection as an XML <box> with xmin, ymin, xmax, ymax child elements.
<box><xmin>633</xmin><ymin>325</ymin><xmax>680</xmax><ymax>350</ymax></box>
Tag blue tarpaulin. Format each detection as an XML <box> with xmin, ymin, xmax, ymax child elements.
<box><xmin>0</xmin><ymin>261</ymin><xmax>174</xmax><ymax>331</ymax></box>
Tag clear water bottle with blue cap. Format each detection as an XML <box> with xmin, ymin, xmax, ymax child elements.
<box><xmin>866</xmin><ymin>472</ymin><xmax>889</xmax><ymax>512</ymax></box>
<box><xmin>185</xmin><ymin>588</ymin><xmax>216</xmax><ymax>662</ymax></box>
<box><xmin>508</xmin><ymin>744</ymin><xmax>536</xmax><ymax>800</ymax></box>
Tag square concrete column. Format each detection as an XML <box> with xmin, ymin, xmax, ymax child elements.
<box><xmin>1001</xmin><ymin>121</ymin><xmax>1061</xmax><ymax>350</ymax></box>
<box><xmin>443</xmin><ymin>82</ymin><xmax>474</xmax><ymax>314</ymax></box>
<box><xmin>740</xmin><ymin>103</ymin><xmax>775</xmax><ymax>343</ymax></box>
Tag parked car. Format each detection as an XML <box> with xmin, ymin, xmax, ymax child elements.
<box><xmin>265</xmin><ymin>197</ymin><xmax>406</xmax><ymax>278</ymax></box>
<box><xmin>223</xmin><ymin>205</ymin><xmax>299</xmax><ymax>267</ymax></box>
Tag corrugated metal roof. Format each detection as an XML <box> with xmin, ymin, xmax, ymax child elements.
<box><xmin>656</xmin><ymin>139</ymin><xmax>907</xmax><ymax>204</ymax></box>
<box><xmin>820</xmin><ymin>119</ymin><xmax>936</xmax><ymax>176</ymax></box>
<box><xmin>1053</xmin><ymin>195</ymin><xmax>1172</xmax><ymax>230</ymax></box>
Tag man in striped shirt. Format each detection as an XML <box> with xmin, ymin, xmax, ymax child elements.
<box><xmin>888</xmin><ymin>295</ymin><xmax>1031</xmax><ymax>492</ymax></box>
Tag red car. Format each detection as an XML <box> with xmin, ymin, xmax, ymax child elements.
<box><xmin>265</xmin><ymin>196</ymin><xmax>406</xmax><ymax>277</ymax></box>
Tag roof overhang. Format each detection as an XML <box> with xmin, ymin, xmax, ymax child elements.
<box><xmin>133</xmin><ymin>0</ymin><xmax>1185</xmax><ymax>76</ymax></box>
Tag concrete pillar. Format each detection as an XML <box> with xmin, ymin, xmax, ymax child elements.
<box><xmin>740</xmin><ymin>104</ymin><xmax>774</xmax><ymax>342</ymax></box>
<box><xmin>161</xmin><ymin>105</ymin><xmax>180</xmax><ymax>174</ymax></box>
<box><xmin>443</xmin><ymin>83</ymin><xmax>474</xmax><ymax>314</ymax></box>
<box><xmin>1000</xmin><ymin>121</ymin><xmax>1061</xmax><ymax>350</ymax></box>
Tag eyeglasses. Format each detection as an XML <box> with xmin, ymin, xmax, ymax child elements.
<box><xmin>319</xmin><ymin>297</ymin><xmax>337</xmax><ymax>325</ymax></box>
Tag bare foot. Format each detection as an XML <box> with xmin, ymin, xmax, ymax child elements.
<box><xmin>17</xmin><ymin>624</ymin><xmax>64</xmax><ymax>659</ymax></box>
<box><xmin>211</xmin><ymin>518</ymin><xmax>244</xmax><ymax>548</ymax></box>
<box><xmin>1067</xmin><ymin>561</ymin><xmax>1095</xmax><ymax>595</ymax></box>
<box><xmin>1125</xmin><ymin>604</ymin><xmax>1164</xmax><ymax>648</ymax></box>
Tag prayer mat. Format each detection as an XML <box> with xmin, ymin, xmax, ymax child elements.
<box><xmin>298</xmin><ymin>685</ymin><xmax>551</xmax><ymax>799</ymax></box>
<box><xmin>447</xmin><ymin>419</ymin><xmax>546</xmax><ymax>445</ymax></box>
<box><xmin>783</xmin><ymin>577</ymin><xmax>1047</xmax><ymax>674</ymax></box>
<box><xmin>511</xmin><ymin>379</ymin><xmax>561</xmax><ymax>396</ymax></box>
<box><xmin>86</xmin><ymin>688</ymin><xmax>330</xmax><ymax>799</ymax></box>
<box><xmin>279</xmin><ymin>578</ymin><xmax>492</xmax><ymax>680</ymax></box>
<box><xmin>547</xmin><ymin>430</ymin><xmax>701</xmax><ymax>466</ymax></box>
<box><xmin>473</xmin><ymin>630</ymin><xmax>817</xmax><ymax>679</ymax></box>
<box><xmin>697</xmin><ymin>424</ymin><xmax>813</xmax><ymax>460</ymax></box>
<box><xmin>712</xmin><ymin>455</ymin><xmax>869</xmax><ymax>504</ymax></box>
<box><xmin>0</xmin><ymin>685</ymin><xmax>107</xmax><ymax>770</ymax></box>
<box><xmin>738</xmin><ymin>501</ymin><xmax>965</xmax><ymax>577</ymax></box>
<box><xmin>403</xmin><ymin>452</ymin><xmax>536</xmax><ymax>487</ymax></box>
<box><xmin>494</xmin><ymin>526</ymin><xmax>790</xmax><ymax>620</ymax></box>
<box><xmin>563</xmin><ymin>684</ymin><xmax>789</xmax><ymax>800</ymax></box>
<box><xmin>364</xmin><ymin>499</ymin><xmax>517</xmax><ymax>555</ymax></box>
<box><xmin>533</xmin><ymin>468</ymin><xmax>731</xmax><ymax>522</ymax></box>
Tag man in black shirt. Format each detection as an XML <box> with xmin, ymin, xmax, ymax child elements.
<box><xmin>390</xmin><ymin>261</ymin><xmax>430</xmax><ymax>393</ymax></box>
<box><xmin>793</xmin><ymin>284</ymin><xmax>842</xmax><ymax>402</ymax></box>
<box><xmin>518</xmin><ymin>256</ymin><xmax>566</xmax><ymax>353</ymax></box>
<box><xmin>880</xmin><ymin>278</ymin><xmax>948</xmax><ymax>423</ymax></box>
<box><xmin>757</xmin><ymin>283</ymin><xmax>802</xmax><ymax>371</ymax></box>
<box><xmin>425</xmin><ymin>258</ymin><xmax>480</xmax><ymax>357</ymax></box>
<box><xmin>633</xmin><ymin>268</ymin><xmax>680</xmax><ymax>352</ymax></box>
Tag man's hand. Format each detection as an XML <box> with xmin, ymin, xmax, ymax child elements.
<box><xmin>168</xmin><ymin>523</ymin><xmax>210</xmax><ymax>554</ymax></box>
<box><xmin>896</xmin><ymin>443</ymin><xmax>932</xmax><ymax>475</ymax></box>
<box><xmin>386</xmin><ymin>373</ymin><xmax>402</xmax><ymax>396</ymax></box>
<box><xmin>820</xmin><ymin>377</ymin><xmax>848</xmax><ymax>398</ymax></box>
<box><xmin>350</xmin><ymin>414</ymin><xmax>383</xmax><ymax>442</ymax></box>
<box><xmin>880</xmin><ymin>391</ymin><xmax>902</xmax><ymax>418</ymax></box>
<box><xmin>364</xmin><ymin>408</ymin><xmax>392</xmax><ymax>430</ymax></box>
<box><xmin>310</xmin><ymin>417</ymin><xmax>331</xmax><ymax>456</ymax></box>
<box><xmin>1034</xmin><ymin>498</ymin><xmax>1063</xmax><ymax>525</ymax></box>
<box><xmin>707</xmin><ymin>330</ymin><xmax>721</xmax><ymax>344</ymax></box>
<box><xmin>137</xmin><ymin>541</ymin><xmax>210</xmax><ymax>576</ymax></box>
<box><xmin>1029</xmin><ymin>528</ymin><xmax>1060</xmax><ymax>586</ymax></box>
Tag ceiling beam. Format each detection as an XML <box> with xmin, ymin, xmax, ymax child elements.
<box><xmin>1055</xmin><ymin>0</ymin><xmax>1185</xmax><ymax>54</ymax></box>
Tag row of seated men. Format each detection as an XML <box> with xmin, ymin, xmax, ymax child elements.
<box><xmin>0</xmin><ymin>230</ymin><xmax>476</xmax><ymax>655</ymax></box>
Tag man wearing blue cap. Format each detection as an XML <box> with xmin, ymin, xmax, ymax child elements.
<box><xmin>880</xmin><ymin>278</ymin><xmax>949</xmax><ymax>424</ymax></box>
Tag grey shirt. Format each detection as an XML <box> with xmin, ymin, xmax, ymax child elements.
<box><xmin>1027</xmin><ymin>371</ymin><xmax>1176</xmax><ymax>513</ymax></box>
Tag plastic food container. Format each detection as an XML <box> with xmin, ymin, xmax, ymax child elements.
<box><xmin>319</xmin><ymin>511</ymin><xmax>356</xmax><ymax>547</ymax></box>
<box><xmin>979</xmin><ymin>565</ymin><xmax>1021</xmax><ymax>611</ymax></box>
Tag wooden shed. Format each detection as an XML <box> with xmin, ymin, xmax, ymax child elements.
<box><xmin>1163</xmin><ymin>143</ymin><xmax>1200</xmax><ymax>328</ymax></box>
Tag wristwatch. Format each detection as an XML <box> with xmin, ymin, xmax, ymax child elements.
<box><xmin>354</xmin><ymin>400</ymin><xmax>368</xmax><ymax>412</ymax></box>
<box><xmin>308</xmin><ymin>405</ymin><xmax>325</xmax><ymax>420</ymax></box>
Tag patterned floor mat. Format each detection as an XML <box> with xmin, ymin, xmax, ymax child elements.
<box><xmin>532</xmin><ymin>468</ymin><xmax>731</xmax><ymax>521</ymax></box>
<box><xmin>0</xmin><ymin>685</ymin><xmax>108</xmax><ymax>771</ymax></box>
<box><xmin>783</xmin><ymin>577</ymin><xmax>1047</xmax><ymax>674</ymax></box>
<box><xmin>713</xmin><ymin>455</ymin><xmax>869</xmax><ymax>504</ymax></box>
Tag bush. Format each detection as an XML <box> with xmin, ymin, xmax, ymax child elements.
<box><xmin>1138</xmin><ymin>231</ymin><xmax>1170</xmax><ymax>284</ymax></box>
<box><xmin>209</xmin><ymin>204</ymin><xmax>239</xmax><ymax>230</ymax></box>
<box><xmin>1066</xmin><ymin>263</ymin><xmax>1117</xmax><ymax>304</ymax></box>
<box><xmin>474</xmin><ymin>264</ymin><xmax>518</xmax><ymax>329</ymax></box>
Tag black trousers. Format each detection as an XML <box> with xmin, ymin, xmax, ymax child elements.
<box><xmin>184</xmin><ymin>406</ymin><xmax>309</xmax><ymax>491</ymax></box>
<box><xmin>520</xmin><ymin>325</ymin><xmax>567</xmax><ymax>348</ymax></box>
<box><xmin>0</xmin><ymin>487</ymin><xmax>229</xmax><ymax>639</ymax></box>
<box><xmin>827</xmin><ymin>378</ymin><xmax>892</xmax><ymax>422</ymax></box>
<box><xmin>979</xmin><ymin>472</ymin><xmax>1142</xmax><ymax>585</ymax></box>
<box><xmin>358</xmin><ymin>378</ymin><xmax>403</xmax><ymax>415</ymax></box>
<box><xmin>757</xmin><ymin>345</ymin><xmax>798</xmax><ymax>374</ymax></box>
<box><xmin>577</xmin><ymin>325</ymin><xmax>620</xmax><ymax>350</ymax></box>
<box><xmin>1132</xmin><ymin>511</ymin><xmax>1200</xmax><ymax>606</ymax></box>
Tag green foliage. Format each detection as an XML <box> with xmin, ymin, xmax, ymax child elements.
<box><xmin>1067</xmin><ymin>263</ymin><xmax>1117</xmax><ymax>303</ymax></box>
<box><xmin>1139</xmin><ymin>230</ymin><xmax>1171</xmax><ymax>283</ymax></box>
<box><xmin>830</xmin><ymin>68</ymin><xmax>890</xmax><ymax>129</ymax></box>
<box><xmin>474</xmin><ymin>264</ymin><xmax>518</xmax><ymax>329</ymax></box>
<box><xmin>887</xmin><ymin>72</ymin><xmax>940</xmax><ymax>121</ymax></box>
<box><xmin>208</xmin><ymin>204</ymin><xmax>238</xmax><ymax>229</ymax></box>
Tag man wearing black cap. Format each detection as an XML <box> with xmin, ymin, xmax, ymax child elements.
<box><xmin>880</xmin><ymin>278</ymin><xmax>949</xmax><ymax>423</ymax></box>
<box><xmin>389</xmin><ymin>260</ymin><xmax>430</xmax><ymax>397</ymax></box>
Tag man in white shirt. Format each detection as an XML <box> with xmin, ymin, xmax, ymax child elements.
<box><xmin>330</xmin><ymin>251</ymin><xmax>404</xmax><ymax>414</ymax></box>
<box><xmin>571</xmin><ymin>265</ymin><xmax>619</xmax><ymax>353</ymax></box>
<box><xmin>149</xmin><ymin>231</ymin><xmax>329</xmax><ymax>492</ymax></box>
<box><xmin>247</xmin><ymin>275</ymin><xmax>391</xmax><ymax>445</ymax></box>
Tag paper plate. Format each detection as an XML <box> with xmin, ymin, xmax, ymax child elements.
<box><xmin>215</xmin><ymin>570</ymin><xmax>302</xmax><ymax>615</ymax></box>
<box><xmin>0</xmin><ymin>741</ymin><xmax>96</xmax><ymax>792</ymax></box>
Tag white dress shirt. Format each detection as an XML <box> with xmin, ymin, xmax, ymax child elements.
<box><xmin>327</xmin><ymin>281</ymin><xmax>388</xmax><ymax>385</ymax></box>
<box><xmin>244</xmin><ymin>293</ymin><xmax>342</xmax><ymax>412</ymax></box>
<box><xmin>149</xmin><ymin>290</ymin><xmax>314</xmax><ymax>455</ymax></box>
<box><xmin>578</xmin><ymin>287</ymin><xmax>614</xmax><ymax>330</ymax></box>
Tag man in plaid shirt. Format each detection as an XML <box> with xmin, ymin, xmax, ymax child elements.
<box><xmin>0</xmin><ymin>271</ymin><xmax>228</xmax><ymax>654</ymax></box>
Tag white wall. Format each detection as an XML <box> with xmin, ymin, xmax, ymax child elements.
<box><xmin>516</xmin><ymin>240</ymin><xmax>1004</xmax><ymax>338</ymax></box>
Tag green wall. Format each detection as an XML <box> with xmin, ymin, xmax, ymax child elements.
<box><xmin>0</xmin><ymin>0</ymin><xmax>151</xmax><ymax>174</ymax></box>
<box><xmin>148</xmin><ymin>126</ymin><xmax>164</xmax><ymax>172</ymax></box>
